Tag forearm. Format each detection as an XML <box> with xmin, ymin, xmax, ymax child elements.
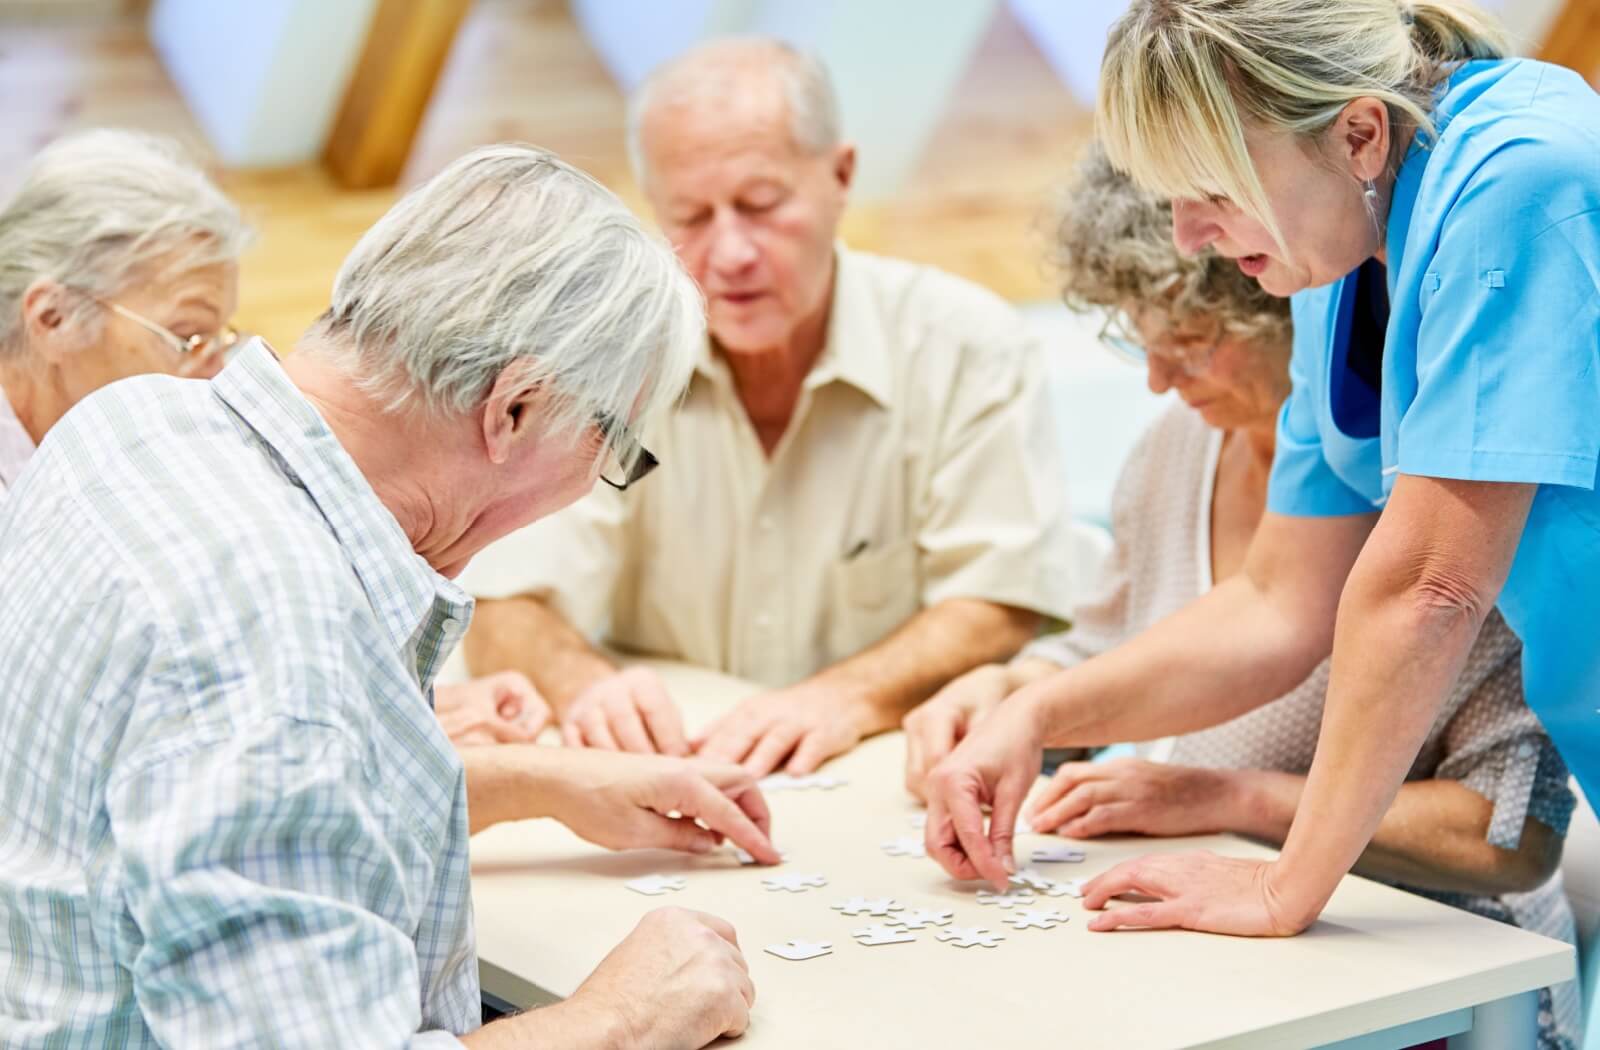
<box><xmin>812</xmin><ymin>599</ymin><xmax>1040</xmax><ymax>733</ymax></box>
<box><xmin>1027</xmin><ymin>575</ymin><xmax>1330</xmax><ymax>748</ymax></box>
<box><xmin>1227</xmin><ymin>769</ymin><xmax>1558</xmax><ymax>896</ymax></box>
<box><xmin>461</xmin><ymin>745</ymin><xmax>579</xmax><ymax>835</ymax></box>
<box><xmin>464</xmin><ymin>596</ymin><xmax>615</xmax><ymax>714</ymax></box>
<box><xmin>462</xmin><ymin>996</ymin><xmax>623</xmax><ymax>1049</ymax></box>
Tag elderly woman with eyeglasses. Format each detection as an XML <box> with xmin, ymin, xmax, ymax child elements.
<box><xmin>903</xmin><ymin>149</ymin><xmax>1581</xmax><ymax>1047</ymax></box>
<box><xmin>0</xmin><ymin>129</ymin><xmax>248</xmax><ymax>496</ymax></box>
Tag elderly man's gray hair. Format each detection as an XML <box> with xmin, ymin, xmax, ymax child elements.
<box><xmin>625</xmin><ymin>37</ymin><xmax>842</xmax><ymax>184</ymax></box>
<box><xmin>0</xmin><ymin>128</ymin><xmax>250</xmax><ymax>358</ymax></box>
<box><xmin>311</xmin><ymin>143</ymin><xmax>703</xmax><ymax>451</ymax></box>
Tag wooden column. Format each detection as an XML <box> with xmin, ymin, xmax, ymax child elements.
<box><xmin>323</xmin><ymin>0</ymin><xmax>473</xmax><ymax>189</ymax></box>
<box><xmin>1538</xmin><ymin>0</ymin><xmax>1600</xmax><ymax>85</ymax></box>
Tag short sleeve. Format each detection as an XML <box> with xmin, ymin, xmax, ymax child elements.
<box><xmin>918</xmin><ymin>322</ymin><xmax>1076</xmax><ymax>619</ymax></box>
<box><xmin>1267</xmin><ymin>293</ymin><xmax>1380</xmax><ymax>517</ymax></box>
<box><xmin>107</xmin><ymin>714</ymin><xmax>469</xmax><ymax>1048</ymax></box>
<box><xmin>458</xmin><ymin>480</ymin><xmax>633</xmax><ymax>636</ymax></box>
<box><xmin>1397</xmin><ymin>150</ymin><xmax>1600</xmax><ymax>490</ymax></box>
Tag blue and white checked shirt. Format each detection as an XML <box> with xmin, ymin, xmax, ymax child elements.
<box><xmin>0</xmin><ymin>341</ymin><xmax>479</xmax><ymax>1047</ymax></box>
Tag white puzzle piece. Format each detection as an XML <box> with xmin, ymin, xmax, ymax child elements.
<box><xmin>852</xmin><ymin>923</ymin><xmax>917</xmax><ymax>946</ymax></box>
<box><xmin>831</xmin><ymin>896</ymin><xmax>905</xmax><ymax>917</ymax></box>
<box><xmin>890</xmin><ymin>908</ymin><xmax>954</xmax><ymax>930</ymax></box>
<box><xmin>759</xmin><ymin>773</ymin><xmax>849</xmax><ymax>792</ymax></box>
<box><xmin>1060</xmin><ymin>877</ymin><xmax>1088</xmax><ymax>898</ymax></box>
<box><xmin>733</xmin><ymin>846</ymin><xmax>790</xmax><ymax>865</ymax></box>
<box><xmin>764</xmin><ymin>939</ymin><xmax>833</xmax><ymax>961</ymax></box>
<box><xmin>1031</xmin><ymin>844</ymin><xmax>1087</xmax><ymax>864</ymax></box>
<box><xmin>762</xmin><ymin>873</ymin><xmax>828</xmax><ymax>893</ymax></box>
<box><xmin>936</xmin><ymin>926</ymin><xmax>1006</xmax><ymax>948</ymax></box>
<box><xmin>975</xmin><ymin>888</ymin><xmax>1035</xmax><ymax>908</ymax></box>
<box><xmin>1009</xmin><ymin>868</ymin><xmax>1071</xmax><ymax>896</ymax></box>
<box><xmin>907</xmin><ymin>812</ymin><xmax>928</xmax><ymax>830</ymax></box>
<box><xmin>624</xmin><ymin>873</ymin><xmax>686</xmax><ymax>896</ymax></box>
<box><xmin>1003</xmin><ymin>908</ymin><xmax>1071</xmax><ymax>931</ymax></box>
<box><xmin>879</xmin><ymin>836</ymin><xmax>927</xmax><ymax>859</ymax></box>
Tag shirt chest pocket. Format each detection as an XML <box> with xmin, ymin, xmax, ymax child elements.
<box><xmin>824</xmin><ymin>538</ymin><xmax>919</xmax><ymax>661</ymax></box>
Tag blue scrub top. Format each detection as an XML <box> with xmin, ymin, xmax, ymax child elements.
<box><xmin>1268</xmin><ymin>59</ymin><xmax>1600</xmax><ymax>810</ymax></box>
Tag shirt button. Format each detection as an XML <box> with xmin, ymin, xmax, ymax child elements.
<box><xmin>1516</xmin><ymin>741</ymin><xmax>1537</xmax><ymax>759</ymax></box>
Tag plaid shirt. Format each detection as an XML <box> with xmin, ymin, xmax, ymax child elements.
<box><xmin>0</xmin><ymin>341</ymin><xmax>478</xmax><ymax>1048</ymax></box>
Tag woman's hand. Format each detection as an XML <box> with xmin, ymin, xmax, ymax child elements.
<box><xmin>1027</xmin><ymin>758</ymin><xmax>1241</xmax><ymax>839</ymax></box>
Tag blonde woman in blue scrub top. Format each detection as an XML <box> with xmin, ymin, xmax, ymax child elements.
<box><xmin>920</xmin><ymin>0</ymin><xmax>1600</xmax><ymax>939</ymax></box>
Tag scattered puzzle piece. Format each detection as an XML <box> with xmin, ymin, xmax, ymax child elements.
<box><xmin>762</xmin><ymin>873</ymin><xmax>828</xmax><ymax>893</ymax></box>
<box><xmin>879</xmin><ymin>836</ymin><xmax>927</xmax><ymax>859</ymax></box>
<box><xmin>624</xmin><ymin>873</ymin><xmax>686</xmax><ymax>896</ymax></box>
<box><xmin>764</xmin><ymin>939</ymin><xmax>833</xmax><ymax>961</ymax></box>
<box><xmin>1031</xmin><ymin>844</ymin><xmax>1087</xmax><ymax>864</ymax></box>
<box><xmin>1003</xmin><ymin>908</ymin><xmax>1071</xmax><ymax>931</ymax></box>
<box><xmin>975</xmin><ymin>888</ymin><xmax>1035</xmax><ymax>908</ymax></box>
<box><xmin>733</xmin><ymin>846</ymin><xmax>790</xmax><ymax>865</ymax></box>
<box><xmin>852</xmin><ymin>923</ymin><xmax>917</xmax><ymax>946</ymax></box>
<box><xmin>1010</xmin><ymin>868</ymin><xmax>1071</xmax><ymax>896</ymax></box>
<box><xmin>908</xmin><ymin>812</ymin><xmax>928</xmax><ymax>830</ymax></box>
<box><xmin>831</xmin><ymin>897</ymin><xmax>905</xmax><ymax>917</ymax></box>
<box><xmin>936</xmin><ymin>926</ymin><xmax>1005</xmax><ymax>948</ymax></box>
<box><xmin>1059</xmin><ymin>878</ymin><xmax>1088</xmax><ymax>898</ymax></box>
<box><xmin>890</xmin><ymin>908</ymin><xmax>954</xmax><ymax>930</ymax></box>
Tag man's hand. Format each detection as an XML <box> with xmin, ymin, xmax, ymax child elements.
<box><xmin>564</xmin><ymin>908</ymin><xmax>756</xmax><ymax>1048</ymax></box>
<box><xmin>562</xmin><ymin>666</ymin><xmax>689</xmax><ymax>756</ymax></box>
<box><xmin>902</xmin><ymin>663</ymin><xmax>1015</xmax><ymax>802</ymax></box>
<box><xmin>1027</xmin><ymin>758</ymin><xmax>1240</xmax><ymax>840</ymax></box>
<box><xmin>922</xmin><ymin>692</ymin><xmax>1049</xmax><ymax>890</ymax></box>
<box><xmin>693</xmin><ymin>683</ymin><xmax>874</xmax><ymax>777</ymax></box>
<box><xmin>544</xmin><ymin>750</ymin><xmax>780</xmax><ymax>863</ymax></box>
<box><xmin>435</xmin><ymin>672</ymin><xmax>551</xmax><ymax>745</ymax></box>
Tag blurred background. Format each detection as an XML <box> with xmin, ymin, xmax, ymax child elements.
<box><xmin>2</xmin><ymin>0</ymin><xmax>1597</xmax><ymax>518</ymax></box>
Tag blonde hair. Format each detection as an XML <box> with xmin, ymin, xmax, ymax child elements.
<box><xmin>1097</xmin><ymin>0</ymin><xmax>1508</xmax><ymax>245</ymax></box>
<box><xmin>1055</xmin><ymin>144</ymin><xmax>1291</xmax><ymax>351</ymax></box>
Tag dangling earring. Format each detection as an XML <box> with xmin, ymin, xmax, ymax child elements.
<box><xmin>1363</xmin><ymin>179</ymin><xmax>1379</xmax><ymax>204</ymax></box>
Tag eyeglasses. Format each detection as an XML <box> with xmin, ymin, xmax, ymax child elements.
<box><xmin>104</xmin><ymin>300</ymin><xmax>241</xmax><ymax>361</ymax></box>
<box><xmin>1096</xmin><ymin>310</ymin><xmax>1218</xmax><ymax>378</ymax></box>
<box><xmin>593</xmin><ymin>412</ymin><xmax>659</xmax><ymax>490</ymax></box>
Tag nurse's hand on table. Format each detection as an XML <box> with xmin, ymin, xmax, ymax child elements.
<box><xmin>1026</xmin><ymin>758</ymin><xmax>1237</xmax><ymax>839</ymax></box>
<box><xmin>903</xmin><ymin>663</ymin><xmax>1015</xmax><ymax>802</ymax></box>
<box><xmin>922</xmin><ymin>691</ymin><xmax>1049</xmax><ymax>890</ymax></box>
<box><xmin>567</xmin><ymin>908</ymin><xmax>754</xmax><ymax>1047</ymax></box>
<box><xmin>1079</xmin><ymin>852</ymin><xmax>1310</xmax><ymax>936</ymax></box>
<box><xmin>546</xmin><ymin>750</ymin><xmax>781</xmax><ymax>863</ymax></box>
<box><xmin>435</xmin><ymin>671</ymin><xmax>550</xmax><ymax>745</ymax></box>
<box><xmin>561</xmin><ymin>666</ymin><xmax>691</xmax><ymax>756</ymax></box>
<box><xmin>692</xmin><ymin>683</ymin><xmax>872</xmax><ymax>777</ymax></box>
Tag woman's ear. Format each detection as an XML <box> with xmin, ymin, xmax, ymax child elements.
<box><xmin>1338</xmin><ymin>96</ymin><xmax>1393</xmax><ymax>182</ymax></box>
<box><xmin>19</xmin><ymin>280</ymin><xmax>79</xmax><ymax>361</ymax></box>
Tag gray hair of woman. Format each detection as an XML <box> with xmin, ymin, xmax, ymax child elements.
<box><xmin>0</xmin><ymin>128</ymin><xmax>250</xmax><ymax>357</ymax></box>
<box><xmin>1055</xmin><ymin>144</ymin><xmax>1291</xmax><ymax>351</ymax></box>
<box><xmin>304</xmin><ymin>143</ymin><xmax>704</xmax><ymax>457</ymax></box>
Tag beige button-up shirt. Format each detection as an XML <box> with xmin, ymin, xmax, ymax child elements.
<box><xmin>463</xmin><ymin>248</ymin><xmax>1075</xmax><ymax>687</ymax></box>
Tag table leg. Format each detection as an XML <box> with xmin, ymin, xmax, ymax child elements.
<box><xmin>1445</xmin><ymin>988</ymin><xmax>1539</xmax><ymax>1050</ymax></box>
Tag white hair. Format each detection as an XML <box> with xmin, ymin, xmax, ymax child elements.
<box><xmin>308</xmin><ymin>143</ymin><xmax>703</xmax><ymax>461</ymax></box>
<box><xmin>625</xmin><ymin>37</ymin><xmax>841</xmax><ymax>184</ymax></box>
<box><xmin>0</xmin><ymin>128</ymin><xmax>250</xmax><ymax>358</ymax></box>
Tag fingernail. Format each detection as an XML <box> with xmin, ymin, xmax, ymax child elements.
<box><xmin>1002</xmin><ymin>855</ymin><xmax>1017</xmax><ymax>874</ymax></box>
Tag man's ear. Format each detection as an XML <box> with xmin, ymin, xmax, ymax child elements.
<box><xmin>482</xmin><ymin>370</ymin><xmax>542</xmax><ymax>467</ymax></box>
<box><xmin>20</xmin><ymin>280</ymin><xmax>78</xmax><ymax>362</ymax></box>
<box><xmin>832</xmin><ymin>142</ymin><xmax>857</xmax><ymax>194</ymax></box>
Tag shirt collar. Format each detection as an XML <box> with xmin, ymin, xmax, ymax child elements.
<box><xmin>692</xmin><ymin>245</ymin><xmax>893</xmax><ymax>409</ymax></box>
<box><xmin>211</xmin><ymin>340</ymin><xmax>471</xmax><ymax>690</ymax></box>
<box><xmin>0</xmin><ymin>382</ymin><xmax>38</xmax><ymax>494</ymax></box>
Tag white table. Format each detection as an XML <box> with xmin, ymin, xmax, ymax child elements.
<box><xmin>469</xmin><ymin>661</ymin><xmax>1575</xmax><ymax>1049</ymax></box>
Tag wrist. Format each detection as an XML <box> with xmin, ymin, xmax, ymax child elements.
<box><xmin>516</xmin><ymin>992</ymin><xmax>630</xmax><ymax>1050</ymax></box>
<box><xmin>550</xmin><ymin>659</ymin><xmax>621</xmax><ymax>720</ymax></box>
<box><xmin>1262</xmin><ymin>858</ymin><xmax>1334</xmax><ymax>934</ymax></box>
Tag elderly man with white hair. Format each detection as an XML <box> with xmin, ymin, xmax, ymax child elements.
<box><xmin>0</xmin><ymin>144</ymin><xmax>776</xmax><ymax>1048</ymax></box>
<box><xmin>463</xmin><ymin>38</ymin><xmax>1074</xmax><ymax>777</ymax></box>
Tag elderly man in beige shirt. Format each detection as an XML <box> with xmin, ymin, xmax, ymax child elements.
<box><xmin>461</xmin><ymin>38</ymin><xmax>1073</xmax><ymax>776</ymax></box>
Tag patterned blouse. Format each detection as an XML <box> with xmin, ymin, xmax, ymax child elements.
<box><xmin>1025</xmin><ymin>403</ymin><xmax>1580</xmax><ymax>1049</ymax></box>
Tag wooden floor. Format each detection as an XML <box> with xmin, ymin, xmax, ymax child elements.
<box><xmin>0</xmin><ymin>0</ymin><xmax>1092</xmax><ymax>351</ymax></box>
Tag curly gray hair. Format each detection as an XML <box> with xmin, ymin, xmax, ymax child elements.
<box><xmin>1054</xmin><ymin>144</ymin><xmax>1291</xmax><ymax>351</ymax></box>
<box><xmin>0</xmin><ymin>129</ymin><xmax>250</xmax><ymax>358</ymax></box>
